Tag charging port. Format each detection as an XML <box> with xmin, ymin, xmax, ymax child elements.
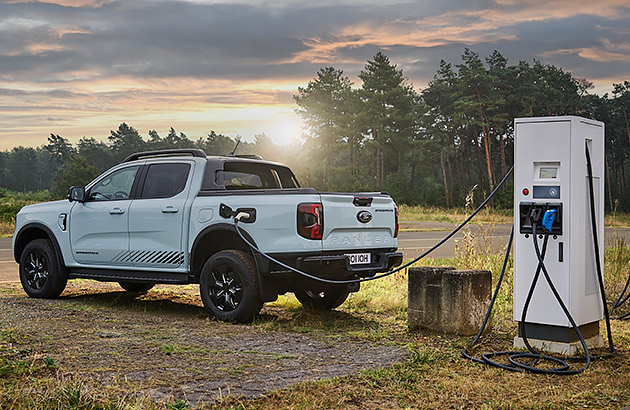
<box><xmin>519</xmin><ymin>201</ymin><xmax>562</xmax><ymax>235</ymax></box>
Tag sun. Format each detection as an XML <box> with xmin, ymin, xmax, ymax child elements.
<box><xmin>265</xmin><ymin>117</ymin><xmax>305</xmax><ymax>146</ymax></box>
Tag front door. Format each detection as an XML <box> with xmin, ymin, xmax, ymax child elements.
<box><xmin>69</xmin><ymin>165</ymin><xmax>140</xmax><ymax>265</ymax></box>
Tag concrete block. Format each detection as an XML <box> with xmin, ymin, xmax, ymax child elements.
<box><xmin>408</xmin><ymin>266</ymin><xmax>491</xmax><ymax>335</ymax></box>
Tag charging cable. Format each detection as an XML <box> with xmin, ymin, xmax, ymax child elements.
<box><xmin>229</xmin><ymin>166</ymin><xmax>513</xmax><ymax>286</ymax></box>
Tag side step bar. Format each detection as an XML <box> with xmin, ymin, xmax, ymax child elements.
<box><xmin>69</xmin><ymin>268</ymin><xmax>191</xmax><ymax>284</ymax></box>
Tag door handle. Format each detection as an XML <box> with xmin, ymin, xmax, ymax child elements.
<box><xmin>110</xmin><ymin>207</ymin><xmax>125</xmax><ymax>215</ymax></box>
<box><xmin>162</xmin><ymin>206</ymin><xmax>179</xmax><ymax>214</ymax></box>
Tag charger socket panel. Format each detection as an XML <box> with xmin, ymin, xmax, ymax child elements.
<box><xmin>519</xmin><ymin>201</ymin><xmax>562</xmax><ymax>235</ymax></box>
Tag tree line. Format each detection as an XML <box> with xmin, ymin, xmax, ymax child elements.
<box><xmin>294</xmin><ymin>49</ymin><xmax>630</xmax><ymax>210</ymax></box>
<box><xmin>0</xmin><ymin>126</ymin><xmax>292</xmax><ymax>197</ymax></box>
<box><xmin>1</xmin><ymin>48</ymin><xmax>629</xmax><ymax>210</ymax></box>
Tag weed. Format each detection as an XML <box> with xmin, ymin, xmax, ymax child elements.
<box><xmin>167</xmin><ymin>399</ymin><xmax>190</xmax><ymax>410</ymax></box>
<box><xmin>160</xmin><ymin>343</ymin><xmax>175</xmax><ymax>355</ymax></box>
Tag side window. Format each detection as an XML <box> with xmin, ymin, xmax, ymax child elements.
<box><xmin>139</xmin><ymin>163</ymin><xmax>191</xmax><ymax>199</ymax></box>
<box><xmin>88</xmin><ymin>166</ymin><xmax>139</xmax><ymax>201</ymax></box>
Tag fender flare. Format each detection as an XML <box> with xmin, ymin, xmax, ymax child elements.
<box><xmin>190</xmin><ymin>222</ymin><xmax>262</xmax><ymax>277</ymax></box>
<box><xmin>14</xmin><ymin>222</ymin><xmax>69</xmax><ymax>279</ymax></box>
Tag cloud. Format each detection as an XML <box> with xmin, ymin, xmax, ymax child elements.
<box><xmin>0</xmin><ymin>0</ymin><xmax>629</xmax><ymax>148</ymax></box>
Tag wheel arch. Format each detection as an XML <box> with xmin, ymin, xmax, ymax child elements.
<box><xmin>14</xmin><ymin>223</ymin><xmax>68</xmax><ymax>277</ymax></box>
<box><xmin>190</xmin><ymin>223</ymin><xmax>260</xmax><ymax>283</ymax></box>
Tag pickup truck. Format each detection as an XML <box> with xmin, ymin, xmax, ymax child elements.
<box><xmin>12</xmin><ymin>149</ymin><xmax>402</xmax><ymax>322</ymax></box>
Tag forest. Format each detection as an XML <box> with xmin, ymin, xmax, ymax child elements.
<box><xmin>1</xmin><ymin>48</ymin><xmax>629</xmax><ymax>210</ymax></box>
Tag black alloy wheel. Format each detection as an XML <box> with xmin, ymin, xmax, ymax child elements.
<box><xmin>25</xmin><ymin>250</ymin><xmax>48</xmax><ymax>290</ymax></box>
<box><xmin>209</xmin><ymin>265</ymin><xmax>244</xmax><ymax>312</ymax></box>
<box><xmin>199</xmin><ymin>250</ymin><xmax>262</xmax><ymax>323</ymax></box>
<box><xmin>19</xmin><ymin>239</ymin><xmax>67</xmax><ymax>298</ymax></box>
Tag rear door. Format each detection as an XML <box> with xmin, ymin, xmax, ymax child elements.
<box><xmin>126</xmin><ymin>161</ymin><xmax>194</xmax><ymax>268</ymax></box>
<box><xmin>320</xmin><ymin>193</ymin><xmax>397</xmax><ymax>252</ymax></box>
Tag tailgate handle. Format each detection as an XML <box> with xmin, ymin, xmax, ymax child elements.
<box><xmin>353</xmin><ymin>196</ymin><xmax>373</xmax><ymax>207</ymax></box>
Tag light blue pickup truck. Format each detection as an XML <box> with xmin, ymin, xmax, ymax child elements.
<box><xmin>13</xmin><ymin>149</ymin><xmax>402</xmax><ymax>322</ymax></box>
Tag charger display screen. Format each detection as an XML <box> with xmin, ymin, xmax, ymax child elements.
<box><xmin>539</xmin><ymin>167</ymin><xmax>558</xmax><ymax>179</ymax></box>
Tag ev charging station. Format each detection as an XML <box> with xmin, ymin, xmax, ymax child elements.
<box><xmin>513</xmin><ymin>116</ymin><xmax>605</xmax><ymax>354</ymax></box>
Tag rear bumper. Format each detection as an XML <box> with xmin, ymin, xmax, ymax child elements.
<box><xmin>256</xmin><ymin>248</ymin><xmax>402</xmax><ymax>300</ymax></box>
<box><xmin>259</xmin><ymin>248</ymin><xmax>402</xmax><ymax>279</ymax></box>
<box><xmin>298</xmin><ymin>251</ymin><xmax>403</xmax><ymax>277</ymax></box>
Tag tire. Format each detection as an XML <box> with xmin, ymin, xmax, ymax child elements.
<box><xmin>295</xmin><ymin>287</ymin><xmax>350</xmax><ymax>311</ymax></box>
<box><xmin>119</xmin><ymin>281</ymin><xmax>154</xmax><ymax>293</ymax></box>
<box><xmin>19</xmin><ymin>239</ymin><xmax>67</xmax><ymax>299</ymax></box>
<box><xmin>199</xmin><ymin>250</ymin><xmax>263</xmax><ymax>323</ymax></box>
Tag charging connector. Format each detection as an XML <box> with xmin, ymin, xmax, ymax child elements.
<box><xmin>542</xmin><ymin>209</ymin><xmax>556</xmax><ymax>232</ymax></box>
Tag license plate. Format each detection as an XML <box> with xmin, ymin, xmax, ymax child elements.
<box><xmin>346</xmin><ymin>253</ymin><xmax>371</xmax><ymax>265</ymax></box>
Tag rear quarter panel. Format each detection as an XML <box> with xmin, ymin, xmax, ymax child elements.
<box><xmin>189</xmin><ymin>191</ymin><xmax>323</xmax><ymax>253</ymax></box>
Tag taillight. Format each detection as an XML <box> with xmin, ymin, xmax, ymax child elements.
<box><xmin>297</xmin><ymin>203</ymin><xmax>323</xmax><ymax>240</ymax></box>
<box><xmin>394</xmin><ymin>205</ymin><xmax>399</xmax><ymax>238</ymax></box>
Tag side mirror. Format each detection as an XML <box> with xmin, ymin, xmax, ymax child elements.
<box><xmin>68</xmin><ymin>186</ymin><xmax>86</xmax><ymax>202</ymax></box>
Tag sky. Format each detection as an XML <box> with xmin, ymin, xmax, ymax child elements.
<box><xmin>0</xmin><ymin>0</ymin><xmax>629</xmax><ymax>150</ymax></box>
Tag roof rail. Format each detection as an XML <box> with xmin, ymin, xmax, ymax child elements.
<box><xmin>122</xmin><ymin>149</ymin><xmax>207</xmax><ymax>163</ymax></box>
<box><xmin>227</xmin><ymin>154</ymin><xmax>264</xmax><ymax>160</ymax></box>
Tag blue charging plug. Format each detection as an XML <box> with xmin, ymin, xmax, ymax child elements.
<box><xmin>542</xmin><ymin>209</ymin><xmax>557</xmax><ymax>232</ymax></box>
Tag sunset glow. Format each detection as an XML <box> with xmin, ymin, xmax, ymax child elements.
<box><xmin>0</xmin><ymin>0</ymin><xmax>628</xmax><ymax>149</ymax></box>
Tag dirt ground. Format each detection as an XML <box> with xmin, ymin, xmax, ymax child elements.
<box><xmin>0</xmin><ymin>281</ymin><xmax>408</xmax><ymax>405</ymax></box>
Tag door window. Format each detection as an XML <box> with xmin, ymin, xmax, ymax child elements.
<box><xmin>139</xmin><ymin>163</ymin><xmax>191</xmax><ymax>199</ymax></box>
<box><xmin>88</xmin><ymin>166</ymin><xmax>139</xmax><ymax>201</ymax></box>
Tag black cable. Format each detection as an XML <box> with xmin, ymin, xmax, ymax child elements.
<box><xmin>233</xmin><ymin>166</ymin><xmax>514</xmax><ymax>285</ymax></box>
<box><xmin>518</xmin><ymin>222</ymin><xmax>590</xmax><ymax>374</ymax></box>
<box><xmin>612</xmin><ymin>279</ymin><xmax>630</xmax><ymax>310</ymax></box>
<box><xmin>585</xmin><ymin>144</ymin><xmax>617</xmax><ymax>351</ymax></box>
<box><xmin>461</xmin><ymin>226</ymin><xmax>516</xmax><ymax>366</ymax></box>
<box><xmin>464</xmin><ymin>223</ymin><xmax>589</xmax><ymax>374</ymax></box>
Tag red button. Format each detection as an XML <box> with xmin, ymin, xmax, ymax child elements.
<box><xmin>522</xmin><ymin>188</ymin><xmax>529</xmax><ymax>196</ymax></box>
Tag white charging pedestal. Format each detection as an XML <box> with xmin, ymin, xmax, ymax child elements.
<box><xmin>513</xmin><ymin>116</ymin><xmax>605</xmax><ymax>355</ymax></box>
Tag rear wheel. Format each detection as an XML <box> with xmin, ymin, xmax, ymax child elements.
<box><xmin>295</xmin><ymin>287</ymin><xmax>349</xmax><ymax>311</ymax></box>
<box><xmin>19</xmin><ymin>239</ymin><xmax>67</xmax><ymax>299</ymax></box>
<box><xmin>119</xmin><ymin>281</ymin><xmax>154</xmax><ymax>293</ymax></box>
<box><xmin>199</xmin><ymin>250</ymin><xmax>262</xmax><ymax>323</ymax></box>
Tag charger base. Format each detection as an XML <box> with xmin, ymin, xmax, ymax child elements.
<box><xmin>514</xmin><ymin>321</ymin><xmax>602</xmax><ymax>355</ymax></box>
<box><xmin>514</xmin><ymin>334</ymin><xmax>603</xmax><ymax>356</ymax></box>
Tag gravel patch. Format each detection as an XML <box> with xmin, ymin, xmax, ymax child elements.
<box><xmin>0</xmin><ymin>281</ymin><xmax>408</xmax><ymax>405</ymax></box>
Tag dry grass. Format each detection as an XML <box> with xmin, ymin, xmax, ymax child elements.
<box><xmin>398</xmin><ymin>204</ymin><xmax>512</xmax><ymax>225</ymax></box>
<box><xmin>2</xmin><ymin>215</ymin><xmax>630</xmax><ymax>409</ymax></box>
<box><xmin>399</xmin><ymin>204</ymin><xmax>630</xmax><ymax>229</ymax></box>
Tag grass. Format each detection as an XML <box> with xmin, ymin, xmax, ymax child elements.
<box><xmin>2</xmin><ymin>213</ymin><xmax>630</xmax><ymax>408</ymax></box>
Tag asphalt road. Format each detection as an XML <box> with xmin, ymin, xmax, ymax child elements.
<box><xmin>3</xmin><ymin>224</ymin><xmax>630</xmax><ymax>284</ymax></box>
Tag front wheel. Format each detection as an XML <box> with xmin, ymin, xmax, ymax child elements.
<box><xmin>295</xmin><ymin>287</ymin><xmax>349</xmax><ymax>311</ymax></box>
<box><xmin>19</xmin><ymin>239</ymin><xmax>67</xmax><ymax>299</ymax></box>
<box><xmin>199</xmin><ymin>250</ymin><xmax>262</xmax><ymax>323</ymax></box>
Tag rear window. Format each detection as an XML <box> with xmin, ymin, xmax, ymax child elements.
<box><xmin>140</xmin><ymin>163</ymin><xmax>190</xmax><ymax>198</ymax></box>
<box><xmin>217</xmin><ymin>162</ymin><xmax>300</xmax><ymax>190</ymax></box>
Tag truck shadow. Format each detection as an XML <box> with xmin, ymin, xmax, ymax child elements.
<box><xmin>57</xmin><ymin>289</ymin><xmax>383</xmax><ymax>333</ymax></box>
<box><xmin>58</xmin><ymin>290</ymin><xmax>207</xmax><ymax>318</ymax></box>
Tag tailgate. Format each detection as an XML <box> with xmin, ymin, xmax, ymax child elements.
<box><xmin>320</xmin><ymin>193</ymin><xmax>397</xmax><ymax>251</ymax></box>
